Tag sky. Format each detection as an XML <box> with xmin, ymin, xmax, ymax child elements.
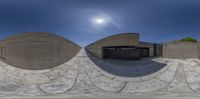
<box><xmin>0</xmin><ymin>0</ymin><xmax>200</xmax><ymax>46</ymax></box>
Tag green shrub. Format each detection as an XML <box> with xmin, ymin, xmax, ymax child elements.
<box><xmin>177</xmin><ymin>37</ymin><xmax>198</xmax><ymax>42</ymax></box>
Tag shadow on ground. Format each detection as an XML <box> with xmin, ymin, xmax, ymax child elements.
<box><xmin>86</xmin><ymin>50</ymin><xmax>167</xmax><ymax>77</ymax></box>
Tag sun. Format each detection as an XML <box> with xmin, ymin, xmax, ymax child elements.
<box><xmin>92</xmin><ymin>17</ymin><xmax>107</xmax><ymax>25</ymax></box>
<box><xmin>95</xmin><ymin>18</ymin><xmax>105</xmax><ymax>24</ymax></box>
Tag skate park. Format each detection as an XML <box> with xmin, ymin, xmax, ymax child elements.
<box><xmin>0</xmin><ymin>32</ymin><xmax>199</xmax><ymax>99</ymax></box>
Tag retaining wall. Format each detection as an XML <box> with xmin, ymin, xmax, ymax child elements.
<box><xmin>0</xmin><ymin>32</ymin><xmax>81</xmax><ymax>70</ymax></box>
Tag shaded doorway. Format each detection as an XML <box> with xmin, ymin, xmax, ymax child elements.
<box><xmin>102</xmin><ymin>46</ymin><xmax>149</xmax><ymax>60</ymax></box>
<box><xmin>139</xmin><ymin>48</ymin><xmax>149</xmax><ymax>57</ymax></box>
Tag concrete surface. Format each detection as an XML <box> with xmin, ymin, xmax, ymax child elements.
<box><xmin>163</xmin><ymin>41</ymin><xmax>200</xmax><ymax>58</ymax></box>
<box><xmin>0</xmin><ymin>48</ymin><xmax>199</xmax><ymax>98</ymax></box>
<box><xmin>0</xmin><ymin>32</ymin><xmax>81</xmax><ymax>70</ymax></box>
<box><xmin>1</xmin><ymin>95</ymin><xmax>200</xmax><ymax>99</ymax></box>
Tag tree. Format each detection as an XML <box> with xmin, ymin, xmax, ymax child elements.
<box><xmin>178</xmin><ymin>37</ymin><xmax>198</xmax><ymax>42</ymax></box>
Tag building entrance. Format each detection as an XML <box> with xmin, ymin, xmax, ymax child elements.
<box><xmin>102</xmin><ymin>46</ymin><xmax>149</xmax><ymax>60</ymax></box>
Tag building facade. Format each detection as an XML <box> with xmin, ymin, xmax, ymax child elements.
<box><xmin>86</xmin><ymin>33</ymin><xmax>162</xmax><ymax>59</ymax></box>
<box><xmin>0</xmin><ymin>32</ymin><xmax>198</xmax><ymax>64</ymax></box>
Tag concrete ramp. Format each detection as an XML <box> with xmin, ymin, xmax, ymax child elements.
<box><xmin>0</xmin><ymin>48</ymin><xmax>199</xmax><ymax>97</ymax></box>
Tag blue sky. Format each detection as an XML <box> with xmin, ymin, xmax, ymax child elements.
<box><xmin>0</xmin><ymin>0</ymin><xmax>200</xmax><ymax>46</ymax></box>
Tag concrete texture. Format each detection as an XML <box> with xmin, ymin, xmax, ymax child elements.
<box><xmin>163</xmin><ymin>41</ymin><xmax>200</xmax><ymax>58</ymax></box>
<box><xmin>1</xmin><ymin>95</ymin><xmax>200</xmax><ymax>99</ymax></box>
<box><xmin>0</xmin><ymin>95</ymin><xmax>199</xmax><ymax>99</ymax></box>
<box><xmin>0</xmin><ymin>32</ymin><xmax>81</xmax><ymax>70</ymax></box>
<box><xmin>0</xmin><ymin>48</ymin><xmax>199</xmax><ymax>97</ymax></box>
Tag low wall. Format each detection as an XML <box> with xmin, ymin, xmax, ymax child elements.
<box><xmin>163</xmin><ymin>42</ymin><xmax>200</xmax><ymax>58</ymax></box>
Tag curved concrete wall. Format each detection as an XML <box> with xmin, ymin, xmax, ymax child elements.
<box><xmin>86</xmin><ymin>33</ymin><xmax>140</xmax><ymax>59</ymax></box>
<box><xmin>0</xmin><ymin>32</ymin><xmax>81</xmax><ymax>70</ymax></box>
<box><xmin>163</xmin><ymin>41</ymin><xmax>200</xmax><ymax>58</ymax></box>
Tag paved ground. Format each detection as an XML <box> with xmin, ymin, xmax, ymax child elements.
<box><xmin>2</xmin><ymin>95</ymin><xmax>200</xmax><ymax>99</ymax></box>
<box><xmin>0</xmin><ymin>49</ymin><xmax>200</xmax><ymax>98</ymax></box>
